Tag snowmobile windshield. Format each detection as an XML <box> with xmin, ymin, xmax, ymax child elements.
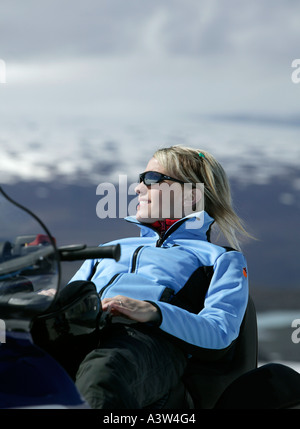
<box><xmin>0</xmin><ymin>187</ymin><xmax>60</xmax><ymax>322</ymax></box>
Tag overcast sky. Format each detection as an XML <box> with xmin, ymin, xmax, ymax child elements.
<box><xmin>0</xmin><ymin>0</ymin><xmax>299</xmax><ymax>62</ymax></box>
<box><xmin>0</xmin><ymin>0</ymin><xmax>300</xmax><ymax>184</ymax></box>
<box><xmin>1</xmin><ymin>0</ymin><xmax>299</xmax><ymax>115</ymax></box>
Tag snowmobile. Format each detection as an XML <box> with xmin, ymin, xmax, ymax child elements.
<box><xmin>0</xmin><ymin>185</ymin><xmax>300</xmax><ymax>411</ymax></box>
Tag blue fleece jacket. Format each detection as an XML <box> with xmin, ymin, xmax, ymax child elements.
<box><xmin>69</xmin><ymin>211</ymin><xmax>249</xmax><ymax>353</ymax></box>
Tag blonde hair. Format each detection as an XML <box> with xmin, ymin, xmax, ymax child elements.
<box><xmin>153</xmin><ymin>145</ymin><xmax>252</xmax><ymax>251</ymax></box>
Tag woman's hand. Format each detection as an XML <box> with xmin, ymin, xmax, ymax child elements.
<box><xmin>38</xmin><ymin>288</ymin><xmax>56</xmax><ymax>297</ymax></box>
<box><xmin>101</xmin><ymin>295</ymin><xmax>160</xmax><ymax>324</ymax></box>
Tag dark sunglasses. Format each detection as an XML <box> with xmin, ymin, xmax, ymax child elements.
<box><xmin>139</xmin><ymin>171</ymin><xmax>185</xmax><ymax>186</ymax></box>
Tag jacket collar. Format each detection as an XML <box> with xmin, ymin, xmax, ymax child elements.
<box><xmin>125</xmin><ymin>211</ymin><xmax>215</xmax><ymax>243</ymax></box>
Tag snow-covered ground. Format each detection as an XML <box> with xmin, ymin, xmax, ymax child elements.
<box><xmin>1</xmin><ymin>113</ymin><xmax>300</xmax><ymax>190</ymax></box>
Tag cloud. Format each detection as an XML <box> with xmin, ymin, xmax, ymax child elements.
<box><xmin>2</xmin><ymin>0</ymin><xmax>300</xmax><ymax>124</ymax></box>
<box><xmin>1</xmin><ymin>0</ymin><xmax>300</xmax><ymax>64</ymax></box>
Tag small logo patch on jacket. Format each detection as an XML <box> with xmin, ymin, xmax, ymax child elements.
<box><xmin>243</xmin><ymin>267</ymin><xmax>248</xmax><ymax>278</ymax></box>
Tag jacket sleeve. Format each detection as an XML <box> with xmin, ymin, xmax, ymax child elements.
<box><xmin>153</xmin><ymin>250</ymin><xmax>249</xmax><ymax>352</ymax></box>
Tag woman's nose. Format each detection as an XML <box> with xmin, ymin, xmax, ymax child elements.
<box><xmin>134</xmin><ymin>181</ymin><xmax>147</xmax><ymax>195</ymax></box>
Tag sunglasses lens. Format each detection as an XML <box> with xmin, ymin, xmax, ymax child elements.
<box><xmin>140</xmin><ymin>172</ymin><xmax>163</xmax><ymax>186</ymax></box>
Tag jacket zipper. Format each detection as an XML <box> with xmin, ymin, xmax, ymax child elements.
<box><xmin>99</xmin><ymin>220</ymin><xmax>187</xmax><ymax>296</ymax></box>
<box><xmin>88</xmin><ymin>260</ymin><xmax>100</xmax><ymax>281</ymax></box>
<box><xmin>98</xmin><ymin>245</ymin><xmax>144</xmax><ymax>297</ymax></box>
<box><xmin>156</xmin><ymin>218</ymin><xmax>187</xmax><ymax>247</ymax></box>
<box><xmin>99</xmin><ymin>273</ymin><xmax>120</xmax><ymax>298</ymax></box>
<box><xmin>131</xmin><ymin>245</ymin><xmax>144</xmax><ymax>272</ymax></box>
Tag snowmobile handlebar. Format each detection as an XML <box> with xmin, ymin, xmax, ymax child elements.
<box><xmin>58</xmin><ymin>244</ymin><xmax>121</xmax><ymax>262</ymax></box>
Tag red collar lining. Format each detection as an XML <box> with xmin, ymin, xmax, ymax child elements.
<box><xmin>151</xmin><ymin>219</ymin><xmax>179</xmax><ymax>236</ymax></box>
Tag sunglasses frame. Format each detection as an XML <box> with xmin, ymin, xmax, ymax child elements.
<box><xmin>139</xmin><ymin>171</ymin><xmax>185</xmax><ymax>186</ymax></box>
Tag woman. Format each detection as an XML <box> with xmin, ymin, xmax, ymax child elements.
<box><xmin>70</xmin><ymin>145</ymin><xmax>251</xmax><ymax>409</ymax></box>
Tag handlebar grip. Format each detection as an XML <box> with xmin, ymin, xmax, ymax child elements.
<box><xmin>59</xmin><ymin>244</ymin><xmax>121</xmax><ymax>262</ymax></box>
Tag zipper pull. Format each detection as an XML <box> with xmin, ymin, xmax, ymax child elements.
<box><xmin>156</xmin><ymin>221</ymin><xmax>166</xmax><ymax>247</ymax></box>
<box><xmin>156</xmin><ymin>237</ymin><xmax>164</xmax><ymax>247</ymax></box>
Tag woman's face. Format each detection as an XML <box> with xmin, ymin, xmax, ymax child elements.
<box><xmin>134</xmin><ymin>157</ymin><xmax>186</xmax><ymax>223</ymax></box>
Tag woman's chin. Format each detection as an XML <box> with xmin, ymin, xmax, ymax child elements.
<box><xmin>136</xmin><ymin>215</ymin><xmax>152</xmax><ymax>224</ymax></box>
<box><xmin>136</xmin><ymin>210</ymin><xmax>158</xmax><ymax>224</ymax></box>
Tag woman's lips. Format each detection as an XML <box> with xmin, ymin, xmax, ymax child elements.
<box><xmin>137</xmin><ymin>199</ymin><xmax>151</xmax><ymax>211</ymax></box>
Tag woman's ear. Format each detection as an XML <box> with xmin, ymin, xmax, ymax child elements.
<box><xmin>184</xmin><ymin>186</ymin><xmax>203</xmax><ymax>206</ymax></box>
<box><xmin>183</xmin><ymin>185</ymin><xmax>204</xmax><ymax>214</ymax></box>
